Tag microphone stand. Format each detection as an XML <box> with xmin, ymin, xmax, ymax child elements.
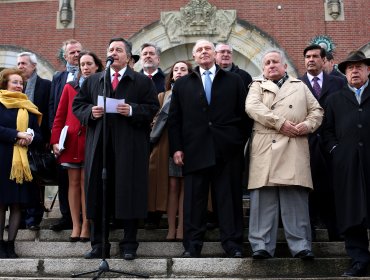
<box><xmin>72</xmin><ymin>61</ymin><xmax>149</xmax><ymax>279</ymax></box>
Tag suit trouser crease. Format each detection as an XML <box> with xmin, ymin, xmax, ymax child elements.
<box><xmin>248</xmin><ymin>187</ymin><xmax>312</xmax><ymax>256</ymax></box>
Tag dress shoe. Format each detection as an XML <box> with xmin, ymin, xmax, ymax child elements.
<box><xmin>228</xmin><ymin>249</ymin><xmax>243</xmax><ymax>258</ymax></box>
<box><xmin>0</xmin><ymin>241</ymin><xmax>8</xmax><ymax>258</ymax></box>
<box><xmin>49</xmin><ymin>219</ymin><xmax>72</xmax><ymax>231</ymax></box>
<box><xmin>294</xmin><ymin>249</ymin><xmax>315</xmax><ymax>260</ymax></box>
<box><xmin>252</xmin><ymin>249</ymin><xmax>272</xmax><ymax>259</ymax></box>
<box><xmin>342</xmin><ymin>262</ymin><xmax>368</xmax><ymax>277</ymax></box>
<box><xmin>26</xmin><ymin>224</ymin><xmax>40</xmax><ymax>231</ymax></box>
<box><xmin>120</xmin><ymin>251</ymin><xmax>136</xmax><ymax>260</ymax></box>
<box><xmin>6</xmin><ymin>241</ymin><xmax>18</xmax><ymax>258</ymax></box>
<box><xmin>69</xmin><ymin>236</ymin><xmax>80</xmax><ymax>242</ymax></box>
<box><xmin>84</xmin><ymin>247</ymin><xmax>110</xmax><ymax>259</ymax></box>
<box><xmin>79</xmin><ymin>237</ymin><xmax>90</xmax><ymax>242</ymax></box>
<box><xmin>181</xmin><ymin>250</ymin><xmax>200</xmax><ymax>258</ymax></box>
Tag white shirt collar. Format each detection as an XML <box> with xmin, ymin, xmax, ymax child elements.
<box><xmin>110</xmin><ymin>67</ymin><xmax>127</xmax><ymax>80</ymax></box>
<box><xmin>199</xmin><ymin>64</ymin><xmax>216</xmax><ymax>76</ymax></box>
<box><xmin>143</xmin><ymin>69</ymin><xmax>158</xmax><ymax>77</ymax></box>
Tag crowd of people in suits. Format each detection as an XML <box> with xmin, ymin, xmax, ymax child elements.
<box><xmin>0</xmin><ymin>37</ymin><xmax>369</xmax><ymax>277</ymax></box>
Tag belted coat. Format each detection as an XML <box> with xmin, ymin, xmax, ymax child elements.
<box><xmin>245</xmin><ymin>77</ymin><xmax>323</xmax><ymax>189</ymax></box>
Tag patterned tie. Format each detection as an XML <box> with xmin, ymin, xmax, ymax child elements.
<box><xmin>112</xmin><ymin>72</ymin><xmax>120</xmax><ymax>90</ymax></box>
<box><xmin>312</xmin><ymin>76</ymin><xmax>321</xmax><ymax>98</ymax></box>
<box><xmin>204</xmin><ymin>70</ymin><xmax>212</xmax><ymax>104</ymax></box>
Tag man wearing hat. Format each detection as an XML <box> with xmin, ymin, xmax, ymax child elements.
<box><xmin>128</xmin><ymin>54</ymin><xmax>139</xmax><ymax>69</ymax></box>
<box><xmin>322</xmin><ymin>50</ymin><xmax>370</xmax><ymax>277</ymax></box>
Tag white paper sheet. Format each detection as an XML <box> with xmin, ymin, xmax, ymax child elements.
<box><xmin>58</xmin><ymin>125</ymin><xmax>68</xmax><ymax>152</ymax></box>
<box><xmin>97</xmin><ymin>96</ymin><xmax>125</xmax><ymax>113</ymax></box>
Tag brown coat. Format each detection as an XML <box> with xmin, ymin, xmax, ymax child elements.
<box><xmin>148</xmin><ymin>90</ymin><xmax>171</xmax><ymax>212</ymax></box>
<box><xmin>245</xmin><ymin>77</ymin><xmax>323</xmax><ymax>190</ymax></box>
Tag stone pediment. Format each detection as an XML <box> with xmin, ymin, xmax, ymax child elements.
<box><xmin>161</xmin><ymin>0</ymin><xmax>236</xmax><ymax>43</ymax></box>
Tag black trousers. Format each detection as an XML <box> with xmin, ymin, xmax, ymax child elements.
<box><xmin>344</xmin><ymin>225</ymin><xmax>370</xmax><ymax>265</ymax></box>
<box><xmin>183</xmin><ymin>155</ymin><xmax>244</xmax><ymax>255</ymax></box>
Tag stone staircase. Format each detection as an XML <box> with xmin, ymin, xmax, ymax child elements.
<box><xmin>1</xmin><ymin>192</ymin><xmax>370</xmax><ymax>279</ymax></box>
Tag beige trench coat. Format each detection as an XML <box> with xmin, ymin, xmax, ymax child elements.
<box><xmin>245</xmin><ymin>77</ymin><xmax>323</xmax><ymax>190</ymax></box>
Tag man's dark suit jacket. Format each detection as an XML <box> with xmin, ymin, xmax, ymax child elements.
<box><xmin>168</xmin><ymin>65</ymin><xmax>251</xmax><ymax>175</ymax></box>
<box><xmin>140</xmin><ymin>68</ymin><xmax>165</xmax><ymax>94</ymax></box>
<box><xmin>300</xmin><ymin>71</ymin><xmax>345</xmax><ymax>191</ymax></box>
<box><xmin>33</xmin><ymin>75</ymin><xmax>51</xmax><ymax>144</ymax></box>
<box><xmin>49</xmin><ymin>70</ymin><xmax>69</xmax><ymax>129</ymax></box>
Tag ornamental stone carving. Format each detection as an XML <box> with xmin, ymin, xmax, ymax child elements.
<box><xmin>161</xmin><ymin>0</ymin><xmax>236</xmax><ymax>43</ymax></box>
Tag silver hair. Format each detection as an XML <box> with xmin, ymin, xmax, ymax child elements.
<box><xmin>18</xmin><ymin>52</ymin><xmax>37</xmax><ymax>64</ymax></box>
<box><xmin>261</xmin><ymin>49</ymin><xmax>287</xmax><ymax>68</ymax></box>
<box><xmin>215</xmin><ymin>43</ymin><xmax>233</xmax><ymax>53</ymax></box>
<box><xmin>140</xmin><ymin>42</ymin><xmax>161</xmax><ymax>56</ymax></box>
<box><xmin>192</xmin><ymin>39</ymin><xmax>215</xmax><ymax>54</ymax></box>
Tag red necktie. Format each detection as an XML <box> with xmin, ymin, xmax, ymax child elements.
<box><xmin>148</xmin><ymin>74</ymin><xmax>152</xmax><ymax>79</ymax></box>
<box><xmin>112</xmin><ymin>72</ymin><xmax>120</xmax><ymax>90</ymax></box>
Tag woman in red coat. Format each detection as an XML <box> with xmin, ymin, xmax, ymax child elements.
<box><xmin>50</xmin><ymin>51</ymin><xmax>103</xmax><ymax>242</ymax></box>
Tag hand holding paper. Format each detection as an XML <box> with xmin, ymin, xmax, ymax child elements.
<box><xmin>97</xmin><ymin>96</ymin><xmax>125</xmax><ymax>113</ymax></box>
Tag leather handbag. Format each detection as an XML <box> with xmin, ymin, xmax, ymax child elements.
<box><xmin>28</xmin><ymin>149</ymin><xmax>58</xmax><ymax>185</ymax></box>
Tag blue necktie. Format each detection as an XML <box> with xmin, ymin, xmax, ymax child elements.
<box><xmin>204</xmin><ymin>70</ymin><xmax>212</xmax><ymax>104</ymax></box>
<box><xmin>356</xmin><ymin>88</ymin><xmax>361</xmax><ymax>103</ymax></box>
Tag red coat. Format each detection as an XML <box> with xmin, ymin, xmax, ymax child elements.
<box><xmin>50</xmin><ymin>83</ymin><xmax>86</xmax><ymax>164</ymax></box>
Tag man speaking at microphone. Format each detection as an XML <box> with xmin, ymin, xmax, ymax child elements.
<box><xmin>73</xmin><ymin>38</ymin><xmax>159</xmax><ymax>260</ymax></box>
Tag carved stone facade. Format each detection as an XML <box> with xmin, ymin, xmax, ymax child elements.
<box><xmin>324</xmin><ymin>0</ymin><xmax>345</xmax><ymax>21</ymax></box>
<box><xmin>161</xmin><ymin>0</ymin><xmax>236</xmax><ymax>43</ymax></box>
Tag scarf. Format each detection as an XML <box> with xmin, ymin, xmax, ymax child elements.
<box><xmin>24</xmin><ymin>71</ymin><xmax>37</xmax><ymax>102</ymax></box>
<box><xmin>273</xmin><ymin>72</ymin><xmax>289</xmax><ymax>88</ymax></box>
<box><xmin>66</xmin><ymin>62</ymin><xmax>79</xmax><ymax>82</ymax></box>
<box><xmin>0</xmin><ymin>90</ymin><xmax>42</xmax><ymax>184</ymax></box>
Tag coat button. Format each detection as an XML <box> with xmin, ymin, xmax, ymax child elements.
<box><xmin>359</xmin><ymin>142</ymin><xmax>363</xmax><ymax>147</ymax></box>
<box><xmin>358</xmin><ymin>124</ymin><xmax>363</xmax><ymax>128</ymax></box>
<box><xmin>272</xmin><ymin>140</ymin><xmax>276</xmax><ymax>143</ymax></box>
<box><xmin>289</xmin><ymin>105</ymin><xmax>293</xmax><ymax>108</ymax></box>
<box><xmin>359</xmin><ymin>108</ymin><xmax>363</xmax><ymax>112</ymax></box>
<box><xmin>208</xmin><ymin>122</ymin><xmax>212</xmax><ymax>126</ymax></box>
<box><xmin>271</xmin><ymin>106</ymin><xmax>275</xmax><ymax>110</ymax></box>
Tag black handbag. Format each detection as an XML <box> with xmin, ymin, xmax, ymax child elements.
<box><xmin>27</xmin><ymin>149</ymin><xmax>58</xmax><ymax>185</ymax></box>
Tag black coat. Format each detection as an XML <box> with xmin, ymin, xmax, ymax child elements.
<box><xmin>300</xmin><ymin>72</ymin><xmax>345</xmax><ymax>191</ymax></box>
<box><xmin>140</xmin><ymin>68</ymin><xmax>165</xmax><ymax>94</ymax></box>
<box><xmin>33</xmin><ymin>75</ymin><xmax>51</xmax><ymax>144</ymax></box>
<box><xmin>322</xmin><ymin>84</ymin><xmax>370</xmax><ymax>233</ymax></box>
<box><xmin>168</xmin><ymin>65</ymin><xmax>251</xmax><ymax>174</ymax></box>
<box><xmin>72</xmin><ymin>67</ymin><xmax>159</xmax><ymax>219</ymax></box>
<box><xmin>230</xmin><ymin>63</ymin><xmax>253</xmax><ymax>91</ymax></box>
<box><xmin>0</xmin><ymin>104</ymin><xmax>42</xmax><ymax>204</ymax></box>
<box><xmin>49</xmin><ymin>71</ymin><xmax>68</xmax><ymax>129</ymax></box>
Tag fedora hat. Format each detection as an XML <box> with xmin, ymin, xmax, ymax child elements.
<box><xmin>131</xmin><ymin>54</ymin><xmax>140</xmax><ymax>63</ymax></box>
<box><xmin>338</xmin><ymin>50</ymin><xmax>370</xmax><ymax>74</ymax></box>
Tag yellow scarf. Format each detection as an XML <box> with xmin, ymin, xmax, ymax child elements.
<box><xmin>0</xmin><ymin>90</ymin><xmax>42</xmax><ymax>184</ymax></box>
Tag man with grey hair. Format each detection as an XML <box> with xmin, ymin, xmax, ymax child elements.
<box><xmin>17</xmin><ymin>52</ymin><xmax>52</xmax><ymax>230</ymax></box>
<box><xmin>140</xmin><ymin>42</ymin><xmax>166</xmax><ymax>229</ymax></box>
<box><xmin>139</xmin><ymin>42</ymin><xmax>165</xmax><ymax>94</ymax></box>
<box><xmin>246</xmin><ymin>49</ymin><xmax>323</xmax><ymax>260</ymax></box>
<box><xmin>169</xmin><ymin>39</ymin><xmax>251</xmax><ymax>258</ymax></box>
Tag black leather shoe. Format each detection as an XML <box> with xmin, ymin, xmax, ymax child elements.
<box><xmin>230</xmin><ymin>250</ymin><xmax>243</xmax><ymax>258</ymax></box>
<box><xmin>49</xmin><ymin>219</ymin><xmax>72</xmax><ymax>231</ymax></box>
<box><xmin>122</xmin><ymin>252</ymin><xmax>136</xmax><ymax>260</ymax></box>
<box><xmin>252</xmin><ymin>249</ymin><xmax>272</xmax><ymax>259</ymax></box>
<box><xmin>294</xmin><ymin>249</ymin><xmax>314</xmax><ymax>260</ymax></box>
<box><xmin>342</xmin><ymin>262</ymin><xmax>368</xmax><ymax>277</ymax></box>
<box><xmin>26</xmin><ymin>224</ymin><xmax>40</xmax><ymax>231</ymax></box>
<box><xmin>84</xmin><ymin>247</ymin><xmax>110</xmax><ymax>259</ymax></box>
<box><xmin>181</xmin><ymin>250</ymin><xmax>200</xmax><ymax>258</ymax></box>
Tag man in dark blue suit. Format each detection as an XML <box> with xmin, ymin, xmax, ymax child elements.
<box><xmin>17</xmin><ymin>52</ymin><xmax>52</xmax><ymax>230</ymax></box>
<box><xmin>168</xmin><ymin>39</ymin><xmax>251</xmax><ymax>258</ymax></box>
<box><xmin>48</xmin><ymin>39</ymin><xmax>82</xmax><ymax>231</ymax></box>
<box><xmin>300</xmin><ymin>44</ymin><xmax>345</xmax><ymax>241</ymax></box>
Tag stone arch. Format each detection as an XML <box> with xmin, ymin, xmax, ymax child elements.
<box><xmin>129</xmin><ymin>20</ymin><xmax>298</xmax><ymax>78</ymax></box>
<box><xmin>359</xmin><ymin>42</ymin><xmax>370</xmax><ymax>57</ymax></box>
<box><xmin>0</xmin><ymin>45</ymin><xmax>55</xmax><ymax>80</ymax></box>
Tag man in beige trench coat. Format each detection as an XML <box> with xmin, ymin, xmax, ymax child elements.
<box><xmin>245</xmin><ymin>49</ymin><xmax>323</xmax><ymax>260</ymax></box>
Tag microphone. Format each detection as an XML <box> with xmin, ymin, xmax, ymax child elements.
<box><xmin>105</xmin><ymin>56</ymin><xmax>114</xmax><ymax>69</ymax></box>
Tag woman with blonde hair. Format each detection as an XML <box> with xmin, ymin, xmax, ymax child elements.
<box><xmin>0</xmin><ymin>68</ymin><xmax>42</xmax><ymax>258</ymax></box>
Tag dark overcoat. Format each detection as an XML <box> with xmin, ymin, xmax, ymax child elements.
<box><xmin>168</xmin><ymin>65</ymin><xmax>251</xmax><ymax>174</ymax></box>
<box><xmin>0</xmin><ymin>104</ymin><xmax>42</xmax><ymax>204</ymax></box>
<box><xmin>49</xmin><ymin>71</ymin><xmax>68</xmax><ymax>129</ymax></box>
<box><xmin>300</xmin><ymin>72</ymin><xmax>345</xmax><ymax>191</ymax></box>
<box><xmin>33</xmin><ymin>75</ymin><xmax>51</xmax><ymax>144</ymax></box>
<box><xmin>72</xmin><ymin>67</ymin><xmax>159</xmax><ymax>219</ymax></box>
<box><xmin>322</xmin><ymin>84</ymin><xmax>370</xmax><ymax>233</ymax></box>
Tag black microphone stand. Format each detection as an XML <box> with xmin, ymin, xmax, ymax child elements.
<box><xmin>72</xmin><ymin>59</ymin><xmax>149</xmax><ymax>279</ymax></box>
